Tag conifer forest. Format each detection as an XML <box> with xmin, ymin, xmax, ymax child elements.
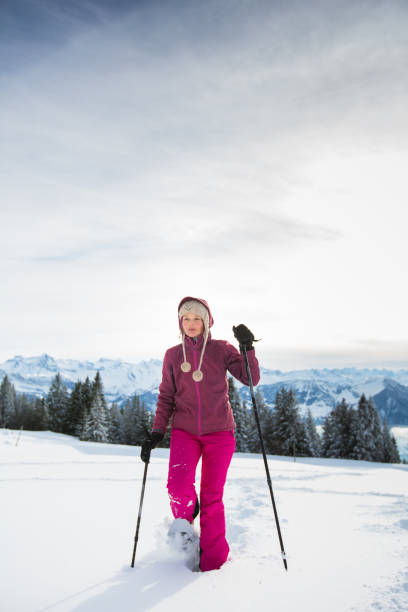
<box><xmin>0</xmin><ymin>373</ymin><xmax>401</xmax><ymax>463</ymax></box>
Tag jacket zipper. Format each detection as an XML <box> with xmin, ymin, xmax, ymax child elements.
<box><xmin>193</xmin><ymin>338</ymin><xmax>201</xmax><ymax>435</ymax></box>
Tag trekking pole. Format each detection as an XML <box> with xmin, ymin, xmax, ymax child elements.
<box><xmin>242</xmin><ymin>347</ymin><xmax>288</xmax><ymax>571</ymax></box>
<box><xmin>130</xmin><ymin>448</ymin><xmax>150</xmax><ymax>568</ymax></box>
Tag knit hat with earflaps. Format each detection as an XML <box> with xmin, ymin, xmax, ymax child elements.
<box><xmin>178</xmin><ymin>298</ymin><xmax>213</xmax><ymax>382</ymax></box>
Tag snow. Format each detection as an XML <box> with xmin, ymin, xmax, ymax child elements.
<box><xmin>1</xmin><ymin>429</ymin><xmax>407</xmax><ymax>612</ymax></box>
<box><xmin>392</xmin><ymin>427</ymin><xmax>408</xmax><ymax>462</ymax></box>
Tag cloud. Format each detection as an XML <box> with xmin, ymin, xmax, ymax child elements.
<box><xmin>1</xmin><ymin>0</ymin><xmax>407</xmax><ymax>367</ymax></box>
<box><xmin>2</xmin><ymin>1</ymin><xmax>407</xmax><ymax>206</ymax></box>
<box><xmin>2</xmin><ymin>198</ymin><xmax>339</xmax><ymax>266</ymax></box>
<box><xmin>261</xmin><ymin>339</ymin><xmax>408</xmax><ymax>371</ymax></box>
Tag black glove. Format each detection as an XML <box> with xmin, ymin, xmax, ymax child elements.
<box><xmin>140</xmin><ymin>431</ymin><xmax>164</xmax><ymax>463</ymax></box>
<box><xmin>233</xmin><ymin>324</ymin><xmax>255</xmax><ymax>352</ymax></box>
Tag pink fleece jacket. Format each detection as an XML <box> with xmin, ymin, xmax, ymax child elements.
<box><xmin>153</xmin><ymin>332</ymin><xmax>260</xmax><ymax>436</ymax></box>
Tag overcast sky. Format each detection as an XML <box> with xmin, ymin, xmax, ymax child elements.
<box><xmin>1</xmin><ymin>0</ymin><xmax>408</xmax><ymax>370</ymax></box>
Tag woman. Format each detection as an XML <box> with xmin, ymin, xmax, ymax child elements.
<box><xmin>141</xmin><ymin>296</ymin><xmax>260</xmax><ymax>571</ymax></box>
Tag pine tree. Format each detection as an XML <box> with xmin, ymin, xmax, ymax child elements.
<box><xmin>295</xmin><ymin>414</ymin><xmax>311</xmax><ymax>457</ymax></box>
<box><xmin>46</xmin><ymin>373</ymin><xmax>69</xmax><ymax>433</ymax></box>
<box><xmin>228</xmin><ymin>377</ymin><xmax>249</xmax><ymax>452</ymax></box>
<box><xmin>132</xmin><ymin>395</ymin><xmax>153</xmax><ymax>446</ymax></box>
<box><xmin>19</xmin><ymin>394</ymin><xmax>38</xmax><ymax>430</ymax></box>
<box><xmin>82</xmin><ymin>372</ymin><xmax>110</xmax><ymax>443</ymax></box>
<box><xmin>247</xmin><ymin>388</ymin><xmax>274</xmax><ymax>453</ymax></box>
<box><xmin>349</xmin><ymin>395</ymin><xmax>384</xmax><ymax>462</ymax></box>
<box><xmin>120</xmin><ymin>398</ymin><xmax>134</xmax><ymax>445</ymax></box>
<box><xmin>66</xmin><ymin>381</ymin><xmax>84</xmax><ymax>436</ymax></box>
<box><xmin>382</xmin><ymin>417</ymin><xmax>395</xmax><ymax>463</ymax></box>
<box><xmin>305</xmin><ymin>409</ymin><xmax>321</xmax><ymax>457</ymax></box>
<box><xmin>35</xmin><ymin>397</ymin><xmax>49</xmax><ymax>430</ymax></box>
<box><xmin>322</xmin><ymin>409</ymin><xmax>335</xmax><ymax>457</ymax></box>
<box><xmin>261</xmin><ymin>405</ymin><xmax>277</xmax><ymax>455</ymax></box>
<box><xmin>273</xmin><ymin>387</ymin><xmax>309</xmax><ymax>457</ymax></box>
<box><xmin>322</xmin><ymin>399</ymin><xmax>354</xmax><ymax>459</ymax></box>
<box><xmin>349</xmin><ymin>394</ymin><xmax>370</xmax><ymax>460</ymax></box>
<box><xmin>240</xmin><ymin>401</ymin><xmax>252</xmax><ymax>452</ymax></box>
<box><xmin>273</xmin><ymin>388</ymin><xmax>293</xmax><ymax>456</ymax></box>
<box><xmin>79</xmin><ymin>377</ymin><xmax>92</xmax><ymax>440</ymax></box>
<box><xmin>382</xmin><ymin>419</ymin><xmax>401</xmax><ymax>464</ymax></box>
<box><xmin>368</xmin><ymin>397</ymin><xmax>383</xmax><ymax>462</ymax></box>
<box><xmin>0</xmin><ymin>376</ymin><xmax>16</xmax><ymax>428</ymax></box>
<box><xmin>83</xmin><ymin>394</ymin><xmax>109</xmax><ymax>442</ymax></box>
<box><xmin>109</xmin><ymin>403</ymin><xmax>123</xmax><ymax>444</ymax></box>
<box><xmin>390</xmin><ymin>435</ymin><xmax>401</xmax><ymax>463</ymax></box>
<box><xmin>119</xmin><ymin>395</ymin><xmax>153</xmax><ymax>446</ymax></box>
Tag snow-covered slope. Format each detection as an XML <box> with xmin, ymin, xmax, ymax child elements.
<box><xmin>1</xmin><ymin>354</ymin><xmax>408</xmax><ymax>424</ymax></box>
<box><xmin>1</xmin><ymin>430</ymin><xmax>407</xmax><ymax>612</ymax></box>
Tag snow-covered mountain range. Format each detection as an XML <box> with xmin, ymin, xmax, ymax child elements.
<box><xmin>1</xmin><ymin>354</ymin><xmax>408</xmax><ymax>425</ymax></box>
<box><xmin>0</xmin><ymin>354</ymin><xmax>163</xmax><ymax>399</ymax></box>
<box><xmin>249</xmin><ymin>365</ymin><xmax>408</xmax><ymax>424</ymax></box>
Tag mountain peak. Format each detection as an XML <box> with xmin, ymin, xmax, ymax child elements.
<box><xmin>1</xmin><ymin>355</ymin><xmax>408</xmax><ymax>425</ymax></box>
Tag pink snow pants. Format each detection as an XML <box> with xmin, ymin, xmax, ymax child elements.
<box><xmin>167</xmin><ymin>428</ymin><xmax>235</xmax><ymax>572</ymax></box>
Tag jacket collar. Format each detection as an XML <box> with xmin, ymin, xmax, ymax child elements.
<box><xmin>185</xmin><ymin>333</ymin><xmax>211</xmax><ymax>349</ymax></box>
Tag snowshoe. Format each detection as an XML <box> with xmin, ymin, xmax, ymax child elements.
<box><xmin>167</xmin><ymin>518</ymin><xmax>200</xmax><ymax>572</ymax></box>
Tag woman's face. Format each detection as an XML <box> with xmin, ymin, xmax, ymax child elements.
<box><xmin>182</xmin><ymin>313</ymin><xmax>204</xmax><ymax>338</ymax></box>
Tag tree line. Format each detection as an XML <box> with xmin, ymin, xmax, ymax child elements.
<box><xmin>321</xmin><ymin>395</ymin><xmax>400</xmax><ymax>463</ymax></box>
<box><xmin>228</xmin><ymin>378</ymin><xmax>401</xmax><ymax>463</ymax></box>
<box><xmin>0</xmin><ymin>373</ymin><xmax>402</xmax><ymax>463</ymax></box>
<box><xmin>0</xmin><ymin>373</ymin><xmax>153</xmax><ymax>446</ymax></box>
